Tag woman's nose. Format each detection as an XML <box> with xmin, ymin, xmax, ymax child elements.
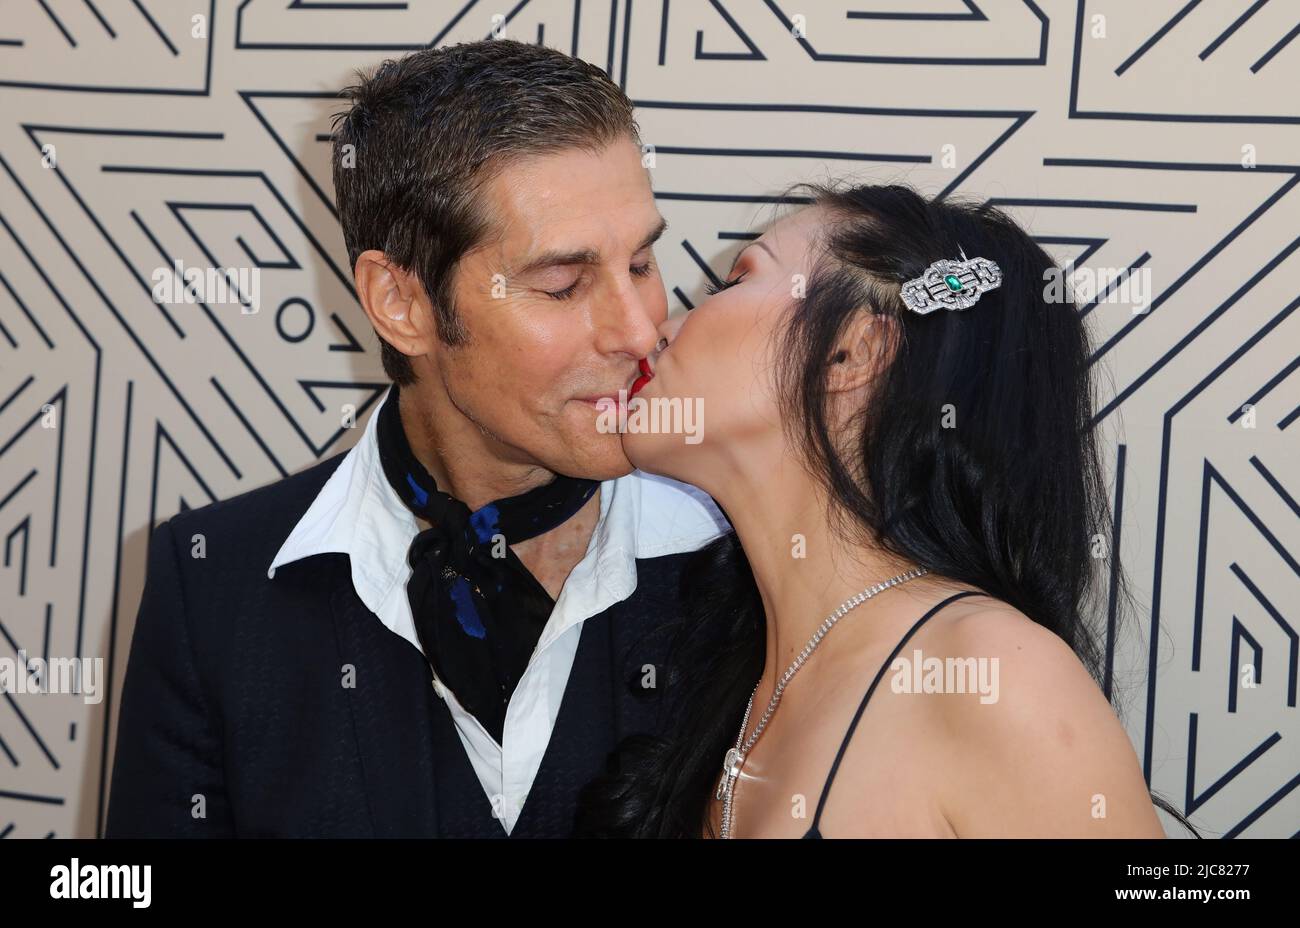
<box><xmin>654</xmin><ymin>311</ymin><xmax>687</xmax><ymax>350</ymax></box>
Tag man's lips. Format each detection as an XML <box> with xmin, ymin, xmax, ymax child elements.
<box><xmin>575</xmin><ymin>359</ymin><xmax>655</xmax><ymax>408</ymax></box>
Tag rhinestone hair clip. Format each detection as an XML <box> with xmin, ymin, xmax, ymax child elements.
<box><xmin>900</xmin><ymin>247</ymin><xmax>1003</xmax><ymax>315</ymax></box>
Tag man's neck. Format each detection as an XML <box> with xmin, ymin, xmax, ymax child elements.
<box><xmin>397</xmin><ymin>381</ymin><xmax>555</xmax><ymax>510</ymax></box>
<box><xmin>396</xmin><ymin>381</ymin><xmax>603</xmax><ymax>600</ymax></box>
<box><xmin>512</xmin><ymin>488</ymin><xmax>602</xmax><ymax>600</ymax></box>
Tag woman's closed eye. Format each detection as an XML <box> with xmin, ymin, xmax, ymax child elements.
<box><xmin>704</xmin><ymin>273</ymin><xmax>746</xmax><ymax>297</ymax></box>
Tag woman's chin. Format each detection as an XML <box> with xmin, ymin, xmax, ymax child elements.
<box><xmin>621</xmin><ymin>423</ymin><xmax>708</xmax><ymax>489</ymax></box>
<box><xmin>620</xmin><ymin>426</ymin><xmax>660</xmax><ymax>473</ymax></box>
<box><xmin>620</xmin><ymin>427</ymin><xmax>681</xmax><ymax>479</ymax></box>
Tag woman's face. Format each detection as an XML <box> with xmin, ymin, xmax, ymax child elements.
<box><xmin>623</xmin><ymin>205</ymin><xmax>827</xmax><ymax>486</ymax></box>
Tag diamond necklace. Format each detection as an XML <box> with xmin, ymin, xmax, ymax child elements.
<box><xmin>715</xmin><ymin>566</ymin><xmax>930</xmax><ymax>839</ymax></box>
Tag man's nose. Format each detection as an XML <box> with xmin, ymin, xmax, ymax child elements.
<box><xmin>596</xmin><ymin>277</ymin><xmax>664</xmax><ymax>358</ymax></box>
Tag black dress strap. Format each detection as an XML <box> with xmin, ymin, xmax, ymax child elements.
<box><xmin>804</xmin><ymin>589</ymin><xmax>985</xmax><ymax>837</ymax></box>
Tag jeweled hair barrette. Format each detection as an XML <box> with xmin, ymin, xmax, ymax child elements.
<box><xmin>900</xmin><ymin>247</ymin><xmax>1003</xmax><ymax>315</ymax></box>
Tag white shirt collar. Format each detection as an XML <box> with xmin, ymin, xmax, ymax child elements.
<box><xmin>267</xmin><ymin>384</ymin><xmax>728</xmax><ymax>659</ymax></box>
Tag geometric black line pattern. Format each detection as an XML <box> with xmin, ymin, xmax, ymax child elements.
<box><xmin>1</xmin><ymin>0</ymin><xmax>1296</xmax><ymax>838</ymax></box>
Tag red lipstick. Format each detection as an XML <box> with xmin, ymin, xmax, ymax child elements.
<box><xmin>629</xmin><ymin>357</ymin><xmax>653</xmax><ymax>397</ymax></box>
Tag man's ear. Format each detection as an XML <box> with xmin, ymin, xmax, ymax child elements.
<box><xmin>827</xmin><ymin>311</ymin><xmax>893</xmax><ymax>394</ymax></box>
<box><xmin>353</xmin><ymin>249</ymin><xmax>433</xmax><ymax>361</ymax></box>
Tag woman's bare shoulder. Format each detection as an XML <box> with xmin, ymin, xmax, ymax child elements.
<box><xmin>918</xmin><ymin>598</ymin><xmax>1165</xmax><ymax>837</ymax></box>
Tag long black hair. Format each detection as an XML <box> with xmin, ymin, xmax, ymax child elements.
<box><xmin>574</xmin><ymin>182</ymin><xmax>1199</xmax><ymax>838</ymax></box>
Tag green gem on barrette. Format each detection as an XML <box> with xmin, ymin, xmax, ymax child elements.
<box><xmin>944</xmin><ymin>274</ymin><xmax>963</xmax><ymax>292</ymax></box>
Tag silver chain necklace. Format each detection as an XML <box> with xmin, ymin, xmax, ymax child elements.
<box><xmin>715</xmin><ymin>566</ymin><xmax>930</xmax><ymax>838</ymax></box>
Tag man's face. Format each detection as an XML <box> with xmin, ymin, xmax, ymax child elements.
<box><xmin>431</xmin><ymin>137</ymin><xmax>668</xmax><ymax>480</ymax></box>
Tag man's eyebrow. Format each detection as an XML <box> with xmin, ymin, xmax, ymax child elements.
<box><xmin>727</xmin><ymin>238</ymin><xmax>776</xmax><ymax>276</ymax></box>
<box><xmin>510</xmin><ymin>217</ymin><xmax>669</xmax><ymax>277</ymax></box>
<box><xmin>635</xmin><ymin>216</ymin><xmax>669</xmax><ymax>254</ymax></box>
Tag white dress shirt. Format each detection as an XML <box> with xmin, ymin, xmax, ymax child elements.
<box><xmin>267</xmin><ymin>385</ymin><xmax>727</xmax><ymax>833</ymax></box>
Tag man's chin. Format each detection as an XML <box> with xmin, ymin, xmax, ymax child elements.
<box><xmin>552</xmin><ymin>434</ymin><xmax>635</xmax><ymax>482</ymax></box>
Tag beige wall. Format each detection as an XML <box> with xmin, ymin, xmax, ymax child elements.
<box><xmin>0</xmin><ymin>0</ymin><xmax>1296</xmax><ymax>838</ymax></box>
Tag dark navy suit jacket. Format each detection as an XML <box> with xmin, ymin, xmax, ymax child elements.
<box><xmin>104</xmin><ymin>452</ymin><xmax>698</xmax><ymax>837</ymax></box>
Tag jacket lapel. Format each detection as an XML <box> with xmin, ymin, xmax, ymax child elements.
<box><xmin>327</xmin><ymin>562</ymin><xmax>443</xmax><ymax>837</ymax></box>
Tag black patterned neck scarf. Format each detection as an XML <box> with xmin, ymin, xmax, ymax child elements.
<box><xmin>375</xmin><ymin>383</ymin><xmax>599</xmax><ymax>744</ymax></box>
